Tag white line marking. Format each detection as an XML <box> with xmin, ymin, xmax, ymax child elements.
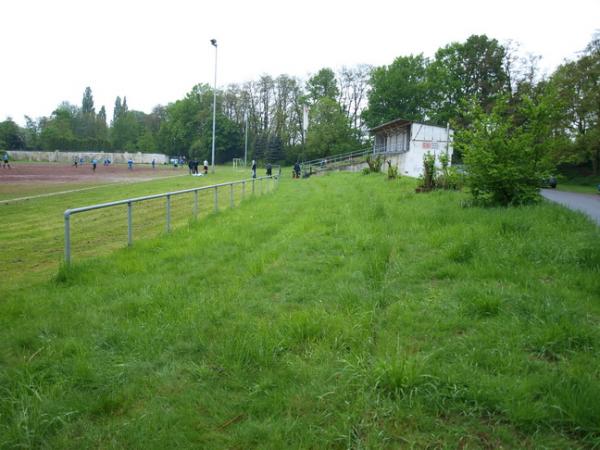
<box><xmin>1</xmin><ymin>173</ymin><xmax>188</xmax><ymax>204</ymax></box>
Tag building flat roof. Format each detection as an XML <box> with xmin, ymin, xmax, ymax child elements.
<box><xmin>369</xmin><ymin>118</ymin><xmax>450</xmax><ymax>134</ymax></box>
<box><xmin>369</xmin><ymin>118</ymin><xmax>413</xmax><ymax>133</ymax></box>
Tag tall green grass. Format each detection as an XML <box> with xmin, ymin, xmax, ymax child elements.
<box><xmin>1</xmin><ymin>172</ymin><xmax>599</xmax><ymax>448</ymax></box>
<box><xmin>0</xmin><ymin>166</ymin><xmax>267</xmax><ymax>284</ymax></box>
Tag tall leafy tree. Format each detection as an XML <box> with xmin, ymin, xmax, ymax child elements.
<box><xmin>95</xmin><ymin>106</ymin><xmax>109</xmax><ymax>148</ymax></box>
<box><xmin>305</xmin><ymin>97</ymin><xmax>360</xmax><ymax>159</ymax></box>
<box><xmin>362</xmin><ymin>54</ymin><xmax>429</xmax><ymax>128</ymax></box>
<box><xmin>547</xmin><ymin>34</ymin><xmax>600</xmax><ymax>174</ymax></box>
<box><xmin>306</xmin><ymin>68</ymin><xmax>339</xmax><ymax>104</ymax></box>
<box><xmin>113</xmin><ymin>96</ymin><xmax>123</xmax><ymax>124</ymax></box>
<box><xmin>428</xmin><ymin>34</ymin><xmax>509</xmax><ymax>125</ymax></box>
<box><xmin>98</xmin><ymin>106</ymin><xmax>107</xmax><ymax>124</ymax></box>
<box><xmin>81</xmin><ymin>86</ymin><xmax>95</xmax><ymax>115</ymax></box>
<box><xmin>338</xmin><ymin>64</ymin><xmax>372</xmax><ymax>130</ymax></box>
<box><xmin>23</xmin><ymin>115</ymin><xmax>40</xmax><ymax>149</ymax></box>
<box><xmin>39</xmin><ymin>105</ymin><xmax>78</xmax><ymax>150</ymax></box>
<box><xmin>157</xmin><ymin>84</ymin><xmax>242</xmax><ymax>161</ymax></box>
<box><xmin>0</xmin><ymin>118</ymin><xmax>25</xmax><ymax>149</ymax></box>
<box><xmin>78</xmin><ymin>87</ymin><xmax>97</xmax><ymax>144</ymax></box>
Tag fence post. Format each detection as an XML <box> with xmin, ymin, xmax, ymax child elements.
<box><xmin>230</xmin><ymin>183</ymin><xmax>234</xmax><ymax>208</ymax></box>
<box><xmin>214</xmin><ymin>186</ymin><xmax>218</xmax><ymax>212</ymax></box>
<box><xmin>260</xmin><ymin>177</ymin><xmax>263</xmax><ymax>195</ymax></box>
<box><xmin>166</xmin><ymin>195</ymin><xmax>171</xmax><ymax>233</ymax></box>
<box><xmin>194</xmin><ymin>190</ymin><xmax>199</xmax><ymax>220</ymax></box>
<box><xmin>242</xmin><ymin>180</ymin><xmax>246</xmax><ymax>200</ymax></box>
<box><xmin>252</xmin><ymin>179</ymin><xmax>255</xmax><ymax>195</ymax></box>
<box><xmin>64</xmin><ymin>212</ymin><xmax>71</xmax><ymax>265</ymax></box>
<box><xmin>127</xmin><ymin>201</ymin><xmax>133</xmax><ymax>246</ymax></box>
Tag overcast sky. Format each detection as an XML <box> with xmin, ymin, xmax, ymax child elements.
<box><xmin>1</xmin><ymin>0</ymin><xmax>598</xmax><ymax>125</ymax></box>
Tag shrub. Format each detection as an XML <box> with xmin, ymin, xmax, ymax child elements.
<box><xmin>386</xmin><ymin>160</ymin><xmax>399</xmax><ymax>179</ymax></box>
<box><xmin>365</xmin><ymin>154</ymin><xmax>383</xmax><ymax>173</ymax></box>
<box><xmin>436</xmin><ymin>152</ymin><xmax>464</xmax><ymax>190</ymax></box>
<box><xmin>416</xmin><ymin>152</ymin><xmax>436</xmax><ymax>191</ymax></box>
<box><xmin>417</xmin><ymin>151</ymin><xmax>464</xmax><ymax>192</ymax></box>
<box><xmin>456</xmin><ymin>96</ymin><xmax>554</xmax><ymax>206</ymax></box>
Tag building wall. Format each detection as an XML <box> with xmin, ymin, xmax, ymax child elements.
<box><xmin>385</xmin><ymin>128</ymin><xmax>409</xmax><ymax>153</ymax></box>
<box><xmin>375</xmin><ymin>123</ymin><xmax>453</xmax><ymax>178</ymax></box>
<box><xmin>6</xmin><ymin>150</ymin><xmax>169</xmax><ymax>164</ymax></box>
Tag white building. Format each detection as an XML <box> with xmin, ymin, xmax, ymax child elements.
<box><xmin>370</xmin><ymin>118</ymin><xmax>454</xmax><ymax>178</ymax></box>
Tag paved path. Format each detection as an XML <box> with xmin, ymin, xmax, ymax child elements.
<box><xmin>541</xmin><ymin>189</ymin><xmax>600</xmax><ymax>226</ymax></box>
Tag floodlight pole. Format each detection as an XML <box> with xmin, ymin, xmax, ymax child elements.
<box><xmin>211</xmin><ymin>38</ymin><xmax>218</xmax><ymax>174</ymax></box>
<box><xmin>244</xmin><ymin>112</ymin><xmax>248</xmax><ymax>167</ymax></box>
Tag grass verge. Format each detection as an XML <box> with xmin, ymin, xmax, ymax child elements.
<box><xmin>1</xmin><ymin>172</ymin><xmax>599</xmax><ymax>448</ymax></box>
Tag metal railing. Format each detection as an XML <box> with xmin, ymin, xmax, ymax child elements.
<box><xmin>302</xmin><ymin>147</ymin><xmax>373</xmax><ymax>169</ymax></box>
<box><xmin>301</xmin><ymin>146</ymin><xmax>400</xmax><ymax>175</ymax></box>
<box><xmin>63</xmin><ymin>175</ymin><xmax>278</xmax><ymax>265</ymax></box>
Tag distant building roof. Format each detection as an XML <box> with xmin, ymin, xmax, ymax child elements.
<box><xmin>369</xmin><ymin>118</ymin><xmax>413</xmax><ymax>134</ymax></box>
<box><xmin>369</xmin><ymin>118</ymin><xmax>450</xmax><ymax>134</ymax></box>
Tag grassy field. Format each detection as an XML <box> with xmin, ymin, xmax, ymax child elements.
<box><xmin>1</xmin><ymin>172</ymin><xmax>599</xmax><ymax>448</ymax></box>
<box><xmin>0</xmin><ymin>166</ymin><xmax>269</xmax><ymax>284</ymax></box>
<box><xmin>556</xmin><ymin>170</ymin><xmax>600</xmax><ymax>194</ymax></box>
<box><xmin>557</xmin><ymin>183</ymin><xmax>600</xmax><ymax>194</ymax></box>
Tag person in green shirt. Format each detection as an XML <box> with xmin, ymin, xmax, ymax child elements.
<box><xmin>3</xmin><ymin>152</ymin><xmax>11</xmax><ymax>168</ymax></box>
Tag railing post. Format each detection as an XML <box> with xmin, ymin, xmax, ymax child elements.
<box><xmin>242</xmin><ymin>180</ymin><xmax>246</xmax><ymax>200</ymax></box>
<box><xmin>214</xmin><ymin>186</ymin><xmax>218</xmax><ymax>212</ymax></box>
<box><xmin>166</xmin><ymin>194</ymin><xmax>171</xmax><ymax>233</ymax></box>
<box><xmin>230</xmin><ymin>183</ymin><xmax>234</xmax><ymax>208</ymax></box>
<box><xmin>64</xmin><ymin>212</ymin><xmax>71</xmax><ymax>265</ymax></box>
<box><xmin>194</xmin><ymin>190</ymin><xmax>199</xmax><ymax>220</ymax></box>
<box><xmin>127</xmin><ymin>201</ymin><xmax>133</xmax><ymax>246</ymax></box>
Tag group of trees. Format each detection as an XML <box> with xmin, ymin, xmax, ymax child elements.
<box><xmin>154</xmin><ymin>66</ymin><xmax>370</xmax><ymax>164</ymax></box>
<box><xmin>0</xmin><ymin>88</ymin><xmax>161</xmax><ymax>154</ymax></box>
<box><xmin>363</xmin><ymin>35</ymin><xmax>510</xmax><ymax>129</ymax></box>
<box><xmin>455</xmin><ymin>35</ymin><xmax>599</xmax><ymax>205</ymax></box>
<box><xmin>0</xmin><ymin>66</ymin><xmax>371</xmax><ymax>164</ymax></box>
<box><xmin>546</xmin><ymin>36</ymin><xmax>600</xmax><ymax>175</ymax></box>
<box><xmin>1</xmin><ymin>33</ymin><xmax>597</xmax><ymax>174</ymax></box>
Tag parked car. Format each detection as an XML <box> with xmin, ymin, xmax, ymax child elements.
<box><xmin>541</xmin><ymin>176</ymin><xmax>558</xmax><ymax>189</ymax></box>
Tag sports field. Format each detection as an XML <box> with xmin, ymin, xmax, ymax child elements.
<box><xmin>0</xmin><ymin>162</ymin><xmax>266</xmax><ymax>284</ymax></box>
<box><xmin>0</xmin><ymin>162</ymin><xmax>184</xmax><ymax>201</ymax></box>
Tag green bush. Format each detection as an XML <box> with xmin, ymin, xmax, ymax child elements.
<box><xmin>365</xmin><ymin>154</ymin><xmax>383</xmax><ymax>173</ymax></box>
<box><xmin>416</xmin><ymin>152</ymin><xmax>436</xmax><ymax>191</ymax></box>
<box><xmin>436</xmin><ymin>152</ymin><xmax>464</xmax><ymax>190</ymax></box>
<box><xmin>386</xmin><ymin>160</ymin><xmax>399</xmax><ymax>179</ymax></box>
<box><xmin>456</xmin><ymin>96</ymin><xmax>554</xmax><ymax>206</ymax></box>
<box><xmin>417</xmin><ymin>152</ymin><xmax>464</xmax><ymax>192</ymax></box>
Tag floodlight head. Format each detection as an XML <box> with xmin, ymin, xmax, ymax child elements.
<box><xmin>210</xmin><ymin>39</ymin><xmax>217</xmax><ymax>47</ymax></box>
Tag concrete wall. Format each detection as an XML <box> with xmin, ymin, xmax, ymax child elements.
<box><xmin>372</xmin><ymin>122</ymin><xmax>453</xmax><ymax>178</ymax></box>
<box><xmin>397</xmin><ymin>123</ymin><xmax>454</xmax><ymax>178</ymax></box>
<box><xmin>6</xmin><ymin>150</ymin><xmax>169</xmax><ymax>164</ymax></box>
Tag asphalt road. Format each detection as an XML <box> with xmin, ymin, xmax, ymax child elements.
<box><xmin>541</xmin><ymin>189</ymin><xmax>600</xmax><ymax>226</ymax></box>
